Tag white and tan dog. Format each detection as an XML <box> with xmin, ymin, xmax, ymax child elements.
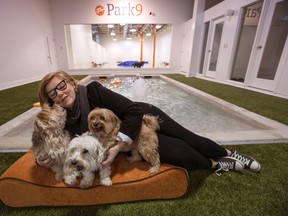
<box><xmin>63</xmin><ymin>133</ymin><xmax>112</xmax><ymax>188</ymax></box>
<box><xmin>32</xmin><ymin>104</ymin><xmax>71</xmax><ymax>182</ymax></box>
<box><xmin>88</xmin><ymin>108</ymin><xmax>161</xmax><ymax>173</ymax></box>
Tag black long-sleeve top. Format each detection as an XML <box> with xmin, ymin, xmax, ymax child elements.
<box><xmin>65</xmin><ymin>81</ymin><xmax>150</xmax><ymax>143</ymax></box>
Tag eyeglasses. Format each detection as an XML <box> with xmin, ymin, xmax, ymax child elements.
<box><xmin>47</xmin><ymin>80</ymin><xmax>67</xmax><ymax>99</ymax></box>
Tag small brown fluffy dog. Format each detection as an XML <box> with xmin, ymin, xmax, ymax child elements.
<box><xmin>88</xmin><ymin>108</ymin><xmax>161</xmax><ymax>173</ymax></box>
<box><xmin>32</xmin><ymin>104</ymin><xmax>71</xmax><ymax>181</ymax></box>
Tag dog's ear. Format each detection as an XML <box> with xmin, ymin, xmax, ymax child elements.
<box><xmin>113</xmin><ymin>115</ymin><xmax>119</xmax><ymax>124</ymax></box>
<box><xmin>110</xmin><ymin>111</ymin><xmax>120</xmax><ymax>126</ymax></box>
<box><xmin>88</xmin><ymin>107</ymin><xmax>101</xmax><ymax>120</ymax></box>
<box><xmin>31</xmin><ymin>130</ymin><xmax>43</xmax><ymax>156</ymax></box>
<box><xmin>52</xmin><ymin>103</ymin><xmax>65</xmax><ymax>113</ymax></box>
<box><xmin>89</xmin><ymin>140</ymin><xmax>105</xmax><ymax>163</ymax></box>
<box><xmin>95</xmin><ymin>147</ymin><xmax>105</xmax><ymax>163</ymax></box>
<box><xmin>67</xmin><ymin>146</ymin><xmax>77</xmax><ymax>157</ymax></box>
<box><xmin>34</xmin><ymin>117</ymin><xmax>47</xmax><ymax>131</ymax></box>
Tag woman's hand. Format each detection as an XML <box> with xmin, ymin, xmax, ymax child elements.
<box><xmin>36</xmin><ymin>154</ymin><xmax>55</xmax><ymax>168</ymax></box>
<box><xmin>101</xmin><ymin>141</ymin><xmax>126</xmax><ymax>168</ymax></box>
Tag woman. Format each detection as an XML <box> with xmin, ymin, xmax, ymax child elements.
<box><xmin>37</xmin><ymin>71</ymin><xmax>261</xmax><ymax>175</ymax></box>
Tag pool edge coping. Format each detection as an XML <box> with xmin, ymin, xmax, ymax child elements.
<box><xmin>0</xmin><ymin>74</ymin><xmax>287</xmax><ymax>152</ymax></box>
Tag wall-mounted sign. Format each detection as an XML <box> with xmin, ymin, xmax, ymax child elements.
<box><xmin>95</xmin><ymin>3</ymin><xmax>143</xmax><ymax>16</ymax></box>
<box><xmin>244</xmin><ymin>2</ymin><xmax>262</xmax><ymax>25</ymax></box>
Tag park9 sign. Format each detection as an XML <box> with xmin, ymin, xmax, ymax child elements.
<box><xmin>95</xmin><ymin>3</ymin><xmax>143</xmax><ymax>16</ymax></box>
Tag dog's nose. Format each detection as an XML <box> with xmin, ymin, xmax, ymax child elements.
<box><xmin>77</xmin><ymin>165</ymin><xmax>84</xmax><ymax>171</ymax></box>
<box><xmin>71</xmin><ymin>160</ymin><xmax>77</xmax><ymax>165</ymax></box>
<box><xmin>93</xmin><ymin>122</ymin><xmax>98</xmax><ymax>128</ymax></box>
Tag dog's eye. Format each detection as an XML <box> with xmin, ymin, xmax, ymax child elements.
<box><xmin>82</xmin><ymin>149</ymin><xmax>89</xmax><ymax>154</ymax></box>
<box><xmin>100</xmin><ymin>116</ymin><xmax>105</xmax><ymax>121</ymax></box>
<box><xmin>70</xmin><ymin>147</ymin><xmax>76</xmax><ymax>154</ymax></box>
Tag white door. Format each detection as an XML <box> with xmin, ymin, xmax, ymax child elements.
<box><xmin>249</xmin><ymin>0</ymin><xmax>288</xmax><ymax>91</ymax></box>
<box><xmin>205</xmin><ymin>17</ymin><xmax>225</xmax><ymax>78</ymax></box>
<box><xmin>44</xmin><ymin>33</ymin><xmax>58</xmax><ymax>72</ymax></box>
<box><xmin>181</xmin><ymin>19</ymin><xmax>193</xmax><ymax>73</ymax></box>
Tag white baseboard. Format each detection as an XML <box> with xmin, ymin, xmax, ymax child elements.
<box><xmin>0</xmin><ymin>75</ymin><xmax>43</xmax><ymax>91</ymax></box>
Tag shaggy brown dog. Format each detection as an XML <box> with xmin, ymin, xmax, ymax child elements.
<box><xmin>88</xmin><ymin>108</ymin><xmax>160</xmax><ymax>173</ymax></box>
<box><xmin>32</xmin><ymin>104</ymin><xmax>71</xmax><ymax>181</ymax></box>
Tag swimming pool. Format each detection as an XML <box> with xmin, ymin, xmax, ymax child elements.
<box><xmin>97</xmin><ymin>76</ymin><xmax>257</xmax><ymax>133</ymax></box>
<box><xmin>0</xmin><ymin>74</ymin><xmax>287</xmax><ymax>151</ymax></box>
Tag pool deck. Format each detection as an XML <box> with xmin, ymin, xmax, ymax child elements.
<box><xmin>0</xmin><ymin>75</ymin><xmax>288</xmax><ymax>152</ymax></box>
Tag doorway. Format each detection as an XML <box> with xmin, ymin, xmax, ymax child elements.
<box><xmin>44</xmin><ymin>33</ymin><xmax>58</xmax><ymax>72</ymax></box>
<box><xmin>204</xmin><ymin>17</ymin><xmax>225</xmax><ymax>78</ymax></box>
<box><xmin>249</xmin><ymin>0</ymin><xmax>288</xmax><ymax>91</ymax></box>
<box><xmin>230</xmin><ymin>1</ymin><xmax>263</xmax><ymax>82</ymax></box>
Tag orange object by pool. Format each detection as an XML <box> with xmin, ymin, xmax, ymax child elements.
<box><xmin>33</xmin><ymin>102</ymin><xmax>41</xmax><ymax>107</ymax></box>
<box><xmin>111</xmin><ymin>78</ymin><xmax>122</xmax><ymax>85</ymax></box>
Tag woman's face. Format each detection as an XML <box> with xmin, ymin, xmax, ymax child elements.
<box><xmin>45</xmin><ymin>77</ymin><xmax>76</xmax><ymax>109</ymax></box>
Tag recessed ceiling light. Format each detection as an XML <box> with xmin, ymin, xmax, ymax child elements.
<box><xmin>107</xmin><ymin>24</ymin><xmax>114</xmax><ymax>28</ymax></box>
<box><xmin>112</xmin><ymin>38</ymin><xmax>117</xmax><ymax>41</ymax></box>
<box><xmin>146</xmin><ymin>33</ymin><xmax>152</xmax><ymax>36</ymax></box>
<box><xmin>155</xmin><ymin>25</ymin><xmax>162</xmax><ymax>29</ymax></box>
<box><xmin>129</xmin><ymin>28</ymin><xmax>137</xmax><ymax>32</ymax></box>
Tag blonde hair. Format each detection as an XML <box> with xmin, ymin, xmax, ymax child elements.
<box><xmin>38</xmin><ymin>71</ymin><xmax>79</xmax><ymax>107</ymax></box>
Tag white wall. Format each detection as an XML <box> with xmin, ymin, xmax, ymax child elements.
<box><xmin>170</xmin><ymin>24</ymin><xmax>185</xmax><ymax>70</ymax></box>
<box><xmin>101</xmin><ymin>37</ymin><xmax>141</xmax><ymax>68</ymax></box>
<box><xmin>0</xmin><ymin>0</ymin><xmax>56</xmax><ymax>90</ymax></box>
<box><xmin>49</xmin><ymin>0</ymin><xmax>194</xmax><ymax>73</ymax></box>
<box><xmin>66</xmin><ymin>25</ymin><xmax>172</xmax><ymax>69</ymax></box>
<box><xmin>90</xmin><ymin>41</ymin><xmax>107</xmax><ymax>67</ymax></box>
<box><xmin>155</xmin><ymin>26</ymin><xmax>172</xmax><ymax>68</ymax></box>
<box><xmin>67</xmin><ymin>25</ymin><xmax>92</xmax><ymax>69</ymax></box>
<box><xmin>180</xmin><ymin>19</ymin><xmax>193</xmax><ymax>73</ymax></box>
<box><xmin>0</xmin><ymin>0</ymin><xmax>193</xmax><ymax>89</ymax></box>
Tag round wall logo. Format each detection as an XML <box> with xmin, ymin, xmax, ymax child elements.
<box><xmin>95</xmin><ymin>5</ymin><xmax>105</xmax><ymax>16</ymax></box>
<box><xmin>95</xmin><ymin>3</ymin><xmax>143</xmax><ymax>16</ymax></box>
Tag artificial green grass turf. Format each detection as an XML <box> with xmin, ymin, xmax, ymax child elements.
<box><xmin>1</xmin><ymin>143</ymin><xmax>288</xmax><ymax>215</ymax></box>
<box><xmin>0</xmin><ymin>75</ymin><xmax>87</xmax><ymax>125</ymax></box>
<box><xmin>1</xmin><ymin>74</ymin><xmax>288</xmax><ymax>214</ymax></box>
<box><xmin>0</xmin><ymin>81</ymin><xmax>39</xmax><ymax>125</ymax></box>
<box><xmin>165</xmin><ymin>74</ymin><xmax>288</xmax><ymax>125</ymax></box>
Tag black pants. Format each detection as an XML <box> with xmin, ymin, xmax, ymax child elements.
<box><xmin>147</xmin><ymin>105</ymin><xmax>227</xmax><ymax>171</ymax></box>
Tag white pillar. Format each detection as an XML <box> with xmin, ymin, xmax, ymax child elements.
<box><xmin>187</xmin><ymin>0</ymin><xmax>205</xmax><ymax>77</ymax></box>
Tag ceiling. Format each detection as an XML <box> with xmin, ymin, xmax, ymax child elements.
<box><xmin>91</xmin><ymin>24</ymin><xmax>169</xmax><ymax>40</ymax></box>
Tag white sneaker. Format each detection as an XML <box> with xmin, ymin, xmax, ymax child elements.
<box><xmin>215</xmin><ymin>156</ymin><xmax>244</xmax><ymax>176</ymax></box>
<box><xmin>230</xmin><ymin>150</ymin><xmax>261</xmax><ymax>172</ymax></box>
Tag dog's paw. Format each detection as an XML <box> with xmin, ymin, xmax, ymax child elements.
<box><xmin>64</xmin><ymin>176</ymin><xmax>77</xmax><ymax>185</ymax></box>
<box><xmin>149</xmin><ymin>165</ymin><xmax>160</xmax><ymax>174</ymax></box>
<box><xmin>126</xmin><ymin>155</ymin><xmax>142</xmax><ymax>162</ymax></box>
<box><xmin>55</xmin><ymin>172</ymin><xmax>64</xmax><ymax>182</ymax></box>
<box><xmin>80</xmin><ymin>180</ymin><xmax>93</xmax><ymax>189</ymax></box>
<box><xmin>100</xmin><ymin>177</ymin><xmax>113</xmax><ymax>186</ymax></box>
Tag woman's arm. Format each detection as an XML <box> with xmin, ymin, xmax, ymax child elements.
<box><xmin>101</xmin><ymin>141</ymin><xmax>126</xmax><ymax>168</ymax></box>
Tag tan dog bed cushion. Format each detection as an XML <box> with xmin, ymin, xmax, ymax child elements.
<box><xmin>0</xmin><ymin>149</ymin><xmax>189</xmax><ymax>207</ymax></box>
